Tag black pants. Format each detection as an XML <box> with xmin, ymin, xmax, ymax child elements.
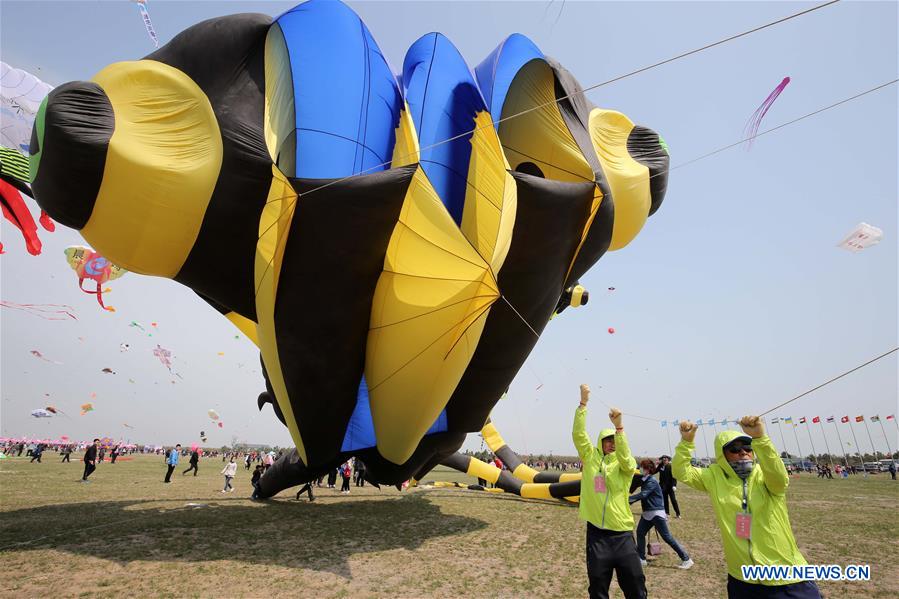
<box><xmin>82</xmin><ymin>462</ymin><xmax>96</xmax><ymax>480</ymax></box>
<box><xmin>341</xmin><ymin>476</ymin><xmax>351</xmax><ymax>492</ymax></box>
<box><xmin>328</xmin><ymin>470</ymin><xmax>337</xmax><ymax>487</ymax></box>
<box><xmin>727</xmin><ymin>576</ymin><xmax>821</xmax><ymax>598</ymax></box>
<box><xmin>183</xmin><ymin>463</ymin><xmax>198</xmax><ymax>476</ymax></box>
<box><xmin>586</xmin><ymin>523</ymin><xmax>646</xmax><ymax>599</ymax></box>
<box><xmin>662</xmin><ymin>485</ymin><xmax>680</xmax><ymax>517</ymax></box>
<box><xmin>62</xmin><ymin>454</ymin><xmax>70</xmax><ymax>462</ymax></box>
<box><xmin>296</xmin><ymin>483</ymin><xmax>314</xmax><ymax>501</ymax></box>
<box><xmin>30</xmin><ymin>454</ymin><xmax>42</xmax><ymax>463</ymax></box>
<box><xmin>164</xmin><ymin>464</ymin><xmax>176</xmax><ymax>482</ymax></box>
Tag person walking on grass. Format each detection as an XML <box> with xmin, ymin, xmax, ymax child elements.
<box><xmin>29</xmin><ymin>443</ymin><xmax>44</xmax><ymax>463</ymax></box>
<box><xmin>674</xmin><ymin>417</ymin><xmax>821</xmax><ymax>599</ymax></box>
<box><xmin>629</xmin><ymin>458</ymin><xmax>693</xmax><ymax>570</ymax></box>
<box><xmin>61</xmin><ymin>444</ymin><xmax>72</xmax><ymax>463</ymax></box>
<box><xmin>340</xmin><ymin>462</ymin><xmax>352</xmax><ymax>494</ymax></box>
<box><xmin>82</xmin><ymin>438</ymin><xmax>100</xmax><ymax>482</ymax></box>
<box><xmin>221</xmin><ymin>456</ymin><xmax>237</xmax><ymax>493</ymax></box>
<box><xmin>183</xmin><ymin>448</ymin><xmax>200</xmax><ymax>476</ymax></box>
<box><xmin>164</xmin><ymin>444</ymin><xmax>180</xmax><ymax>483</ymax></box>
<box><xmin>573</xmin><ymin>384</ymin><xmax>646</xmax><ymax>599</ymax></box>
<box><xmin>656</xmin><ymin>455</ymin><xmax>680</xmax><ymax>518</ymax></box>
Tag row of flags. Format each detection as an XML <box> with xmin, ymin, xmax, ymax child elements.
<box><xmin>659</xmin><ymin>414</ymin><xmax>895</xmax><ymax>427</ymax></box>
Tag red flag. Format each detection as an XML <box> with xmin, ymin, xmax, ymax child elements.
<box><xmin>841</xmin><ymin>416</ymin><xmax>849</xmax><ymax>423</ymax></box>
<box><xmin>855</xmin><ymin>415</ymin><xmax>864</xmax><ymax>423</ymax></box>
<box><xmin>812</xmin><ymin>416</ymin><xmax>820</xmax><ymax>423</ymax></box>
<box><xmin>799</xmin><ymin>417</ymin><xmax>807</xmax><ymax>424</ymax></box>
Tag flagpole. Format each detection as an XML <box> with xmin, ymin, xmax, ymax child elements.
<box><xmin>665</xmin><ymin>425</ymin><xmax>672</xmax><ymax>457</ymax></box>
<box><xmin>816</xmin><ymin>419</ymin><xmax>834</xmax><ymax>469</ymax></box>
<box><xmin>803</xmin><ymin>420</ymin><xmax>818</xmax><ymax>464</ymax></box>
<box><xmin>700</xmin><ymin>422</ymin><xmax>711</xmax><ymax>461</ymax></box>
<box><xmin>847</xmin><ymin>419</ymin><xmax>867</xmax><ymax>474</ymax></box>
<box><xmin>861</xmin><ymin>418</ymin><xmax>880</xmax><ymax>461</ymax></box>
<box><xmin>832</xmin><ymin>419</ymin><xmax>850</xmax><ymax>468</ymax></box>
<box><xmin>776</xmin><ymin>418</ymin><xmax>789</xmax><ymax>459</ymax></box>
<box><xmin>790</xmin><ymin>419</ymin><xmax>804</xmax><ymax>467</ymax></box>
<box><xmin>876</xmin><ymin>419</ymin><xmax>895</xmax><ymax>467</ymax></box>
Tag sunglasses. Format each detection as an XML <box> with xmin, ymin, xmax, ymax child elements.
<box><xmin>725</xmin><ymin>445</ymin><xmax>753</xmax><ymax>455</ymax></box>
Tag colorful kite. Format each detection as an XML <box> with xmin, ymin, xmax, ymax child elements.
<box><xmin>27</xmin><ymin>0</ymin><xmax>671</xmax><ymax>498</ymax></box>
<box><xmin>80</xmin><ymin>403</ymin><xmax>94</xmax><ymax>415</ymax></box>
<box><xmin>31</xmin><ymin>408</ymin><xmax>53</xmax><ymax>418</ymax></box>
<box><xmin>837</xmin><ymin>222</ymin><xmax>883</xmax><ymax>253</ymax></box>
<box><xmin>133</xmin><ymin>1</ymin><xmax>159</xmax><ymax>48</ymax></box>
<box><xmin>0</xmin><ymin>301</ymin><xmax>76</xmax><ymax>320</ymax></box>
<box><xmin>0</xmin><ymin>178</ymin><xmax>41</xmax><ymax>255</ymax></box>
<box><xmin>152</xmin><ymin>344</ymin><xmax>173</xmax><ymax>371</ymax></box>
<box><xmin>63</xmin><ymin>246</ymin><xmax>127</xmax><ymax>311</ymax></box>
<box><xmin>1</xmin><ymin>62</ymin><xmax>53</xmax><ymax>153</ymax></box>
<box><xmin>30</xmin><ymin>350</ymin><xmax>62</xmax><ymax>364</ymax></box>
<box><xmin>744</xmin><ymin>76</ymin><xmax>790</xmax><ymax>149</ymax></box>
<box><xmin>207</xmin><ymin>409</ymin><xmax>220</xmax><ymax>421</ymax></box>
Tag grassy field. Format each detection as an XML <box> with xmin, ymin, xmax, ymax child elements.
<box><xmin>1</xmin><ymin>454</ymin><xmax>896</xmax><ymax>598</ymax></box>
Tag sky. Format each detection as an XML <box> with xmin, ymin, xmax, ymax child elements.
<box><xmin>1</xmin><ymin>1</ymin><xmax>896</xmax><ymax>461</ymax></box>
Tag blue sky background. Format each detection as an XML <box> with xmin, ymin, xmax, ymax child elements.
<box><xmin>1</xmin><ymin>1</ymin><xmax>896</xmax><ymax>460</ymax></box>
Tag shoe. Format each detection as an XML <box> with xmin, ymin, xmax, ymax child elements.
<box><xmin>679</xmin><ymin>559</ymin><xmax>694</xmax><ymax>570</ymax></box>
<box><xmin>676</xmin><ymin>514</ymin><xmax>681</xmax><ymax>519</ymax></box>
<box><xmin>640</xmin><ymin>559</ymin><xmax>647</xmax><ymax>567</ymax></box>
<box><xmin>228</xmin><ymin>488</ymin><xmax>234</xmax><ymax>492</ymax></box>
<box><xmin>221</xmin><ymin>490</ymin><xmax>227</xmax><ymax>493</ymax></box>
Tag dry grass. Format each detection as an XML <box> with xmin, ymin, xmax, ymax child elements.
<box><xmin>1</xmin><ymin>454</ymin><xmax>896</xmax><ymax>598</ymax></box>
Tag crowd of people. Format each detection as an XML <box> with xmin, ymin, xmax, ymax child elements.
<box><xmin>6</xmin><ymin>391</ymin><xmax>894</xmax><ymax>599</ymax></box>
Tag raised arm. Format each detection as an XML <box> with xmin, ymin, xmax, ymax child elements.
<box><xmin>572</xmin><ymin>385</ymin><xmax>595</xmax><ymax>463</ymax></box>
<box><xmin>740</xmin><ymin>416</ymin><xmax>788</xmax><ymax>495</ymax></box>
<box><xmin>609</xmin><ymin>408</ymin><xmax>636</xmax><ymax>472</ymax></box>
<box><xmin>672</xmin><ymin>421</ymin><xmax>707</xmax><ymax>492</ymax></box>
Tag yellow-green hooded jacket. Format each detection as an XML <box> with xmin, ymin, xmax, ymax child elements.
<box><xmin>572</xmin><ymin>407</ymin><xmax>636</xmax><ymax>531</ymax></box>
<box><xmin>673</xmin><ymin>430</ymin><xmax>807</xmax><ymax>585</ymax></box>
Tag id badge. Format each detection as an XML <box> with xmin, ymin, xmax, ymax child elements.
<box><xmin>735</xmin><ymin>513</ymin><xmax>752</xmax><ymax>539</ymax></box>
<box><xmin>594</xmin><ymin>474</ymin><xmax>606</xmax><ymax>493</ymax></box>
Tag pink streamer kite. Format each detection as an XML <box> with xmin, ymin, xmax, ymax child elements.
<box><xmin>744</xmin><ymin>77</ymin><xmax>790</xmax><ymax>149</ymax></box>
<box><xmin>1</xmin><ymin>300</ymin><xmax>77</xmax><ymax>320</ymax></box>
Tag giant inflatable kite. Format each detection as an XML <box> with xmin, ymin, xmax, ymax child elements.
<box><xmin>29</xmin><ymin>0</ymin><xmax>669</xmax><ymax>498</ymax></box>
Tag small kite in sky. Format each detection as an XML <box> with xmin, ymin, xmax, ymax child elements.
<box><xmin>64</xmin><ymin>246</ymin><xmax>127</xmax><ymax>312</ymax></box>
<box><xmin>101</xmin><ymin>367</ymin><xmax>115</xmax><ymax>374</ymax></box>
<box><xmin>30</xmin><ymin>350</ymin><xmax>62</xmax><ymax>364</ymax></box>
<box><xmin>133</xmin><ymin>0</ymin><xmax>159</xmax><ymax>48</ymax></box>
<box><xmin>80</xmin><ymin>403</ymin><xmax>94</xmax><ymax>415</ymax></box>
<box><xmin>120</xmin><ymin>343</ymin><xmax>131</xmax><ymax>352</ymax></box>
<box><xmin>607</xmin><ymin>327</ymin><xmax>615</xmax><ymax>334</ymax></box>
<box><xmin>1</xmin><ymin>301</ymin><xmax>76</xmax><ymax>320</ymax></box>
<box><xmin>153</xmin><ymin>344</ymin><xmax>173</xmax><ymax>371</ymax></box>
<box><xmin>208</xmin><ymin>409</ymin><xmax>220</xmax><ymax>421</ymax></box>
<box><xmin>130</xmin><ymin>321</ymin><xmax>145</xmax><ymax>331</ymax></box>
<box><xmin>744</xmin><ymin>77</ymin><xmax>790</xmax><ymax>149</ymax></box>
<box><xmin>31</xmin><ymin>408</ymin><xmax>53</xmax><ymax>418</ymax></box>
<box><xmin>837</xmin><ymin>222</ymin><xmax>883</xmax><ymax>253</ymax></box>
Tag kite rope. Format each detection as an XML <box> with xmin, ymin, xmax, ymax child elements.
<box><xmin>758</xmin><ymin>347</ymin><xmax>898</xmax><ymax>417</ymax></box>
<box><xmin>263</xmin><ymin>0</ymin><xmax>842</xmax><ymax>205</ymax></box>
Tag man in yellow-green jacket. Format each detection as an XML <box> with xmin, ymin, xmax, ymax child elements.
<box><xmin>573</xmin><ymin>384</ymin><xmax>645</xmax><ymax>599</ymax></box>
<box><xmin>674</xmin><ymin>416</ymin><xmax>821</xmax><ymax>599</ymax></box>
